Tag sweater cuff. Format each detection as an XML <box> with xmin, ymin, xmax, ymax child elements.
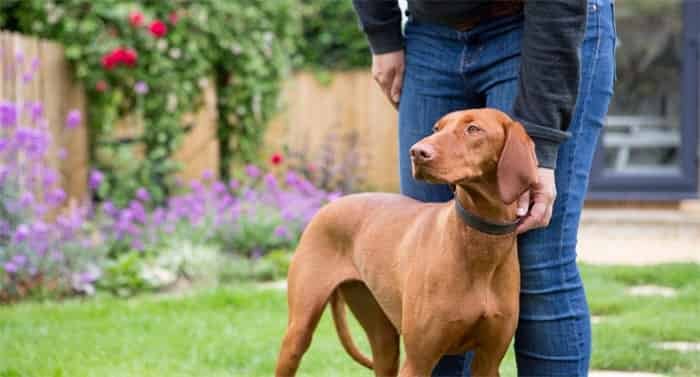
<box><xmin>518</xmin><ymin>119</ymin><xmax>571</xmax><ymax>169</ymax></box>
<box><xmin>365</xmin><ymin>27</ymin><xmax>404</xmax><ymax>54</ymax></box>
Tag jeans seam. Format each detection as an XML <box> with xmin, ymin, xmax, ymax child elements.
<box><xmin>561</xmin><ymin>5</ymin><xmax>602</xmax><ymax>375</ymax></box>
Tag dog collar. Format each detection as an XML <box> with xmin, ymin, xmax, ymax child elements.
<box><xmin>454</xmin><ymin>200</ymin><xmax>520</xmax><ymax>235</ymax></box>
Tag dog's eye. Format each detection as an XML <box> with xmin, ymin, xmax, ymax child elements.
<box><xmin>466</xmin><ymin>124</ymin><xmax>481</xmax><ymax>135</ymax></box>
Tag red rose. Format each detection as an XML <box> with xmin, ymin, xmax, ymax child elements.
<box><xmin>95</xmin><ymin>80</ymin><xmax>108</xmax><ymax>92</ymax></box>
<box><xmin>128</xmin><ymin>11</ymin><xmax>144</xmax><ymax>27</ymax></box>
<box><xmin>270</xmin><ymin>153</ymin><xmax>284</xmax><ymax>166</ymax></box>
<box><xmin>122</xmin><ymin>48</ymin><xmax>138</xmax><ymax>67</ymax></box>
<box><xmin>101</xmin><ymin>53</ymin><xmax>117</xmax><ymax>70</ymax></box>
<box><xmin>149</xmin><ymin>20</ymin><xmax>168</xmax><ymax>38</ymax></box>
<box><xmin>168</xmin><ymin>11</ymin><xmax>179</xmax><ymax>25</ymax></box>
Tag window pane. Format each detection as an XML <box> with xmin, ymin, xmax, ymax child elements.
<box><xmin>603</xmin><ymin>1</ymin><xmax>682</xmax><ymax>175</ymax></box>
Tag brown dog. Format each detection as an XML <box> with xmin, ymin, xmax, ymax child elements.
<box><xmin>275</xmin><ymin>108</ymin><xmax>538</xmax><ymax>377</ymax></box>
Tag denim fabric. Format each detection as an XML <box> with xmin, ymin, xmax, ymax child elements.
<box><xmin>397</xmin><ymin>0</ymin><xmax>616</xmax><ymax>375</ymax></box>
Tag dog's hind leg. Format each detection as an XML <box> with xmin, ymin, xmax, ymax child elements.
<box><xmin>340</xmin><ymin>281</ymin><xmax>400</xmax><ymax>377</ymax></box>
<box><xmin>275</xmin><ymin>244</ymin><xmax>358</xmax><ymax>377</ymax></box>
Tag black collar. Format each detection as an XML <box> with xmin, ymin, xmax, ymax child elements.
<box><xmin>454</xmin><ymin>200</ymin><xmax>520</xmax><ymax>235</ymax></box>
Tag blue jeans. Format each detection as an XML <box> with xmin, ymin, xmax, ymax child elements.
<box><xmin>397</xmin><ymin>0</ymin><xmax>616</xmax><ymax>376</ymax></box>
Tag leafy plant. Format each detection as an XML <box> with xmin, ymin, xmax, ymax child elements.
<box><xmin>295</xmin><ymin>0</ymin><xmax>371</xmax><ymax>71</ymax></box>
<box><xmin>97</xmin><ymin>251</ymin><xmax>152</xmax><ymax>297</ymax></box>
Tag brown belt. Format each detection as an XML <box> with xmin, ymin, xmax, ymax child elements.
<box><xmin>453</xmin><ymin>1</ymin><xmax>524</xmax><ymax>32</ymax></box>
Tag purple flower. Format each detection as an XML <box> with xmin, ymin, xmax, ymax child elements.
<box><xmin>19</xmin><ymin>192</ymin><xmax>34</xmax><ymax>207</ymax></box>
<box><xmin>202</xmin><ymin>170</ymin><xmax>214</xmax><ymax>181</ymax></box>
<box><xmin>274</xmin><ymin>225</ymin><xmax>289</xmax><ymax>239</ymax></box>
<box><xmin>89</xmin><ymin>169</ymin><xmax>104</xmax><ymax>190</ymax></box>
<box><xmin>4</xmin><ymin>262</ymin><xmax>18</xmax><ymax>274</ymax></box>
<box><xmin>0</xmin><ymin>101</ymin><xmax>18</xmax><ymax>128</ymax></box>
<box><xmin>65</xmin><ymin>109</ymin><xmax>82</xmax><ymax>129</ymax></box>
<box><xmin>22</xmin><ymin>71</ymin><xmax>33</xmax><ymax>84</ymax></box>
<box><xmin>134</xmin><ymin>81</ymin><xmax>149</xmax><ymax>94</ymax></box>
<box><xmin>42</xmin><ymin>170</ymin><xmax>58</xmax><ymax>187</ymax></box>
<box><xmin>131</xmin><ymin>238</ymin><xmax>144</xmax><ymax>251</ymax></box>
<box><xmin>327</xmin><ymin>191</ymin><xmax>343</xmax><ymax>202</ymax></box>
<box><xmin>264</xmin><ymin>173</ymin><xmax>278</xmax><ymax>190</ymax></box>
<box><xmin>13</xmin><ymin>224</ymin><xmax>30</xmax><ymax>242</ymax></box>
<box><xmin>0</xmin><ymin>137</ymin><xmax>7</xmax><ymax>153</ymax></box>
<box><xmin>47</xmin><ymin>188</ymin><xmax>66</xmax><ymax>206</ymax></box>
<box><xmin>79</xmin><ymin>268</ymin><xmax>101</xmax><ymax>284</ymax></box>
<box><xmin>229</xmin><ymin>179</ymin><xmax>240</xmax><ymax>190</ymax></box>
<box><xmin>102</xmin><ymin>201</ymin><xmax>117</xmax><ymax>216</ymax></box>
<box><xmin>245</xmin><ymin>164</ymin><xmax>261</xmax><ymax>178</ymax></box>
<box><xmin>29</xmin><ymin>102</ymin><xmax>43</xmax><ymax>121</ymax></box>
<box><xmin>213</xmin><ymin>181</ymin><xmax>227</xmax><ymax>194</ymax></box>
<box><xmin>136</xmin><ymin>188</ymin><xmax>150</xmax><ymax>202</ymax></box>
<box><xmin>12</xmin><ymin>254</ymin><xmax>28</xmax><ymax>267</ymax></box>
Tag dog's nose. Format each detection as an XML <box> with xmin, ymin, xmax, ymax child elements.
<box><xmin>410</xmin><ymin>144</ymin><xmax>435</xmax><ymax>163</ymax></box>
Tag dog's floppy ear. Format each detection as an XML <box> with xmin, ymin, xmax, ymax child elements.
<box><xmin>496</xmin><ymin>121</ymin><xmax>538</xmax><ymax>204</ymax></box>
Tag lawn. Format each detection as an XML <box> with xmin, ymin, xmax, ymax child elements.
<box><xmin>1</xmin><ymin>264</ymin><xmax>699</xmax><ymax>377</ymax></box>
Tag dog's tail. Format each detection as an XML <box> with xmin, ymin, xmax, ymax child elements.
<box><xmin>330</xmin><ymin>289</ymin><xmax>374</xmax><ymax>370</ymax></box>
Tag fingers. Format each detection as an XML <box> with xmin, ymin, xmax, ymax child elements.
<box><xmin>516</xmin><ymin>191</ymin><xmax>530</xmax><ymax>217</ymax></box>
<box><xmin>390</xmin><ymin>64</ymin><xmax>404</xmax><ymax>104</ymax></box>
<box><xmin>516</xmin><ymin>190</ymin><xmax>556</xmax><ymax>234</ymax></box>
<box><xmin>373</xmin><ymin>66</ymin><xmax>400</xmax><ymax>107</ymax></box>
<box><xmin>371</xmin><ymin>51</ymin><xmax>405</xmax><ymax>109</ymax></box>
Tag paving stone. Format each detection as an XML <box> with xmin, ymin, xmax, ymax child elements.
<box><xmin>626</xmin><ymin>285</ymin><xmax>677</xmax><ymax>297</ymax></box>
<box><xmin>654</xmin><ymin>341</ymin><xmax>700</xmax><ymax>352</ymax></box>
<box><xmin>257</xmin><ymin>280</ymin><xmax>287</xmax><ymax>290</ymax></box>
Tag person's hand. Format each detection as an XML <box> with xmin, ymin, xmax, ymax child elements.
<box><xmin>516</xmin><ymin>168</ymin><xmax>556</xmax><ymax>234</ymax></box>
<box><xmin>371</xmin><ymin>50</ymin><xmax>405</xmax><ymax>109</ymax></box>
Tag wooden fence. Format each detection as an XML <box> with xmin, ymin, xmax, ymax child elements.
<box><xmin>265</xmin><ymin>71</ymin><xmax>400</xmax><ymax>192</ymax></box>
<box><xmin>2</xmin><ymin>31</ymin><xmax>396</xmax><ymax>198</ymax></box>
<box><xmin>0</xmin><ymin>31</ymin><xmax>88</xmax><ymax>202</ymax></box>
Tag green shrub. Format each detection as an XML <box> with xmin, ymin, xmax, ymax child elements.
<box><xmin>97</xmin><ymin>251</ymin><xmax>153</xmax><ymax>297</ymax></box>
<box><xmin>218</xmin><ymin>256</ymin><xmax>279</xmax><ymax>283</ymax></box>
<box><xmin>296</xmin><ymin>0</ymin><xmax>371</xmax><ymax>71</ymax></box>
<box><xmin>263</xmin><ymin>249</ymin><xmax>293</xmax><ymax>278</ymax></box>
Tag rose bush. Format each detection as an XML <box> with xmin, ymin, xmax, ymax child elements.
<box><xmin>2</xmin><ymin>0</ymin><xmax>300</xmax><ymax>205</ymax></box>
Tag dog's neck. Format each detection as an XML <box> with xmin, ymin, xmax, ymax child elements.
<box><xmin>454</xmin><ymin>179</ymin><xmax>517</xmax><ymax>225</ymax></box>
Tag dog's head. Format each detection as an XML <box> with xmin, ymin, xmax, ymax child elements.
<box><xmin>410</xmin><ymin>108</ymin><xmax>538</xmax><ymax>204</ymax></box>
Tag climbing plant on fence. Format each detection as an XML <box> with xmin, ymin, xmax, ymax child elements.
<box><xmin>2</xmin><ymin>0</ymin><xmax>299</xmax><ymax>205</ymax></box>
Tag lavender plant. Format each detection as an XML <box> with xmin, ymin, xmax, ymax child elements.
<box><xmin>0</xmin><ymin>51</ymin><xmax>100</xmax><ymax>302</ymax></box>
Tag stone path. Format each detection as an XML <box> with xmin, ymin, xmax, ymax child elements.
<box><xmin>577</xmin><ymin>208</ymin><xmax>700</xmax><ymax>265</ymax></box>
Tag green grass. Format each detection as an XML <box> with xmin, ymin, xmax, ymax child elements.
<box><xmin>0</xmin><ymin>264</ymin><xmax>699</xmax><ymax>377</ymax></box>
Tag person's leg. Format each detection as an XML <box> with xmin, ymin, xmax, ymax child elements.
<box><xmin>483</xmin><ymin>1</ymin><xmax>616</xmax><ymax>376</ymax></box>
<box><xmin>398</xmin><ymin>20</ymin><xmax>482</xmax><ymax>204</ymax></box>
<box><xmin>398</xmin><ymin>19</ymin><xmax>483</xmax><ymax>376</ymax></box>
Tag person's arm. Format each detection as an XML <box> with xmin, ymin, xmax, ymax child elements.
<box><xmin>515</xmin><ymin>0</ymin><xmax>587</xmax><ymax>234</ymax></box>
<box><xmin>351</xmin><ymin>0</ymin><xmax>403</xmax><ymax>54</ymax></box>
<box><xmin>513</xmin><ymin>0</ymin><xmax>587</xmax><ymax>169</ymax></box>
<box><xmin>352</xmin><ymin>0</ymin><xmax>405</xmax><ymax>107</ymax></box>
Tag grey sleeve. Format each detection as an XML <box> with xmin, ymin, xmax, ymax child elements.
<box><xmin>352</xmin><ymin>0</ymin><xmax>404</xmax><ymax>54</ymax></box>
<box><xmin>513</xmin><ymin>0</ymin><xmax>588</xmax><ymax>169</ymax></box>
